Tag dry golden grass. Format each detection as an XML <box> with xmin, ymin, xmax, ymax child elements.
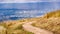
<box><xmin>32</xmin><ymin>17</ymin><xmax>60</xmax><ymax>34</ymax></box>
<box><xmin>32</xmin><ymin>10</ymin><xmax>60</xmax><ymax>34</ymax></box>
<box><xmin>44</xmin><ymin>10</ymin><xmax>60</xmax><ymax>18</ymax></box>
<box><xmin>0</xmin><ymin>10</ymin><xmax>60</xmax><ymax>34</ymax></box>
<box><xmin>0</xmin><ymin>20</ymin><xmax>34</xmax><ymax>34</ymax></box>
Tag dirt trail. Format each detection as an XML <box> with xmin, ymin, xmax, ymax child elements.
<box><xmin>23</xmin><ymin>21</ymin><xmax>53</xmax><ymax>34</ymax></box>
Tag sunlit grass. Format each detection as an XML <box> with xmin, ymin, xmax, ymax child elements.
<box><xmin>0</xmin><ymin>10</ymin><xmax>60</xmax><ymax>34</ymax></box>
<box><xmin>0</xmin><ymin>20</ymin><xmax>34</xmax><ymax>34</ymax></box>
<box><xmin>44</xmin><ymin>10</ymin><xmax>60</xmax><ymax>18</ymax></box>
<box><xmin>32</xmin><ymin>10</ymin><xmax>60</xmax><ymax>34</ymax></box>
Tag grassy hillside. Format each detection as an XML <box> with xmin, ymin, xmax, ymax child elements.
<box><xmin>0</xmin><ymin>20</ymin><xmax>34</xmax><ymax>34</ymax></box>
<box><xmin>44</xmin><ymin>10</ymin><xmax>60</xmax><ymax>18</ymax></box>
<box><xmin>0</xmin><ymin>10</ymin><xmax>60</xmax><ymax>34</ymax></box>
<box><xmin>32</xmin><ymin>10</ymin><xmax>60</xmax><ymax>34</ymax></box>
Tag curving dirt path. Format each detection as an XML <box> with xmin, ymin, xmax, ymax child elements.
<box><xmin>23</xmin><ymin>21</ymin><xmax>53</xmax><ymax>34</ymax></box>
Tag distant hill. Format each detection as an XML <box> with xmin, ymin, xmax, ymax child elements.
<box><xmin>44</xmin><ymin>10</ymin><xmax>60</xmax><ymax>18</ymax></box>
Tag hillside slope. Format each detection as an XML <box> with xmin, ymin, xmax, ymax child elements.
<box><xmin>0</xmin><ymin>10</ymin><xmax>60</xmax><ymax>34</ymax></box>
<box><xmin>32</xmin><ymin>10</ymin><xmax>60</xmax><ymax>34</ymax></box>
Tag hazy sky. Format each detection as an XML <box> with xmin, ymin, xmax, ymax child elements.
<box><xmin>0</xmin><ymin>0</ymin><xmax>60</xmax><ymax>3</ymax></box>
<box><xmin>0</xmin><ymin>2</ymin><xmax>60</xmax><ymax>20</ymax></box>
<box><xmin>0</xmin><ymin>2</ymin><xmax>60</xmax><ymax>11</ymax></box>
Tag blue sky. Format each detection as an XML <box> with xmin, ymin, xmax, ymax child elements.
<box><xmin>0</xmin><ymin>2</ymin><xmax>60</xmax><ymax>11</ymax></box>
<box><xmin>0</xmin><ymin>0</ymin><xmax>60</xmax><ymax>3</ymax></box>
<box><xmin>0</xmin><ymin>2</ymin><xmax>60</xmax><ymax>16</ymax></box>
